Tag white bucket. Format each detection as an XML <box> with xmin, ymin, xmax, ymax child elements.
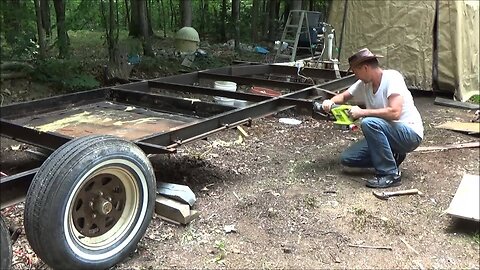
<box><xmin>214</xmin><ymin>81</ymin><xmax>237</xmax><ymax>106</ymax></box>
<box><xmin>214</xmin><ymin>81</ymin><xmax>237</xmax><ymax>91</ymax></box>
<box><xmin>213</xmin><ymin>96</ymin><xmax>235</xmax><ymax>106</ymax></box>
<box><xmin>234</xmin><ymin>99</ymin><xmax>249</xmax><ymax>108</ymax></box>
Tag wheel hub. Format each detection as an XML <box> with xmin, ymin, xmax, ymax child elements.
<box><xmin>72</xmin><ymin>174</ymin><xmax>126</xmax><ymax>237</ymax></box>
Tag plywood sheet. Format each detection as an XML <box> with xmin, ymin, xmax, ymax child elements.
<box><xmin>446</xmin><ymin>174</ymin><xmax>480</xmax><ymax>221</ymax></box>
<box><xmin>436</xmin><ymin>121</ymin><xmax>480</xmax><ymax>134</ymax></box>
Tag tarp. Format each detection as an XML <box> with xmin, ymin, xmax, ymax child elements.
<box><xmin>328</xmin><ymin>0</ymin><xmax>479</xmax><ymax>101</ymax></box>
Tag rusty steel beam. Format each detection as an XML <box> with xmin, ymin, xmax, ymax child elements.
<box><xmin>0</xmin><ymin>89</ymin><xmax>106</xmax><ymax>119</ymax></box>
<box><xmin>0</xmin><ymin>168</ymin><xmax>37</xmax><ymax>209</ymax></box>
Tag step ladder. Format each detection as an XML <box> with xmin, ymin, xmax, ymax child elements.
<box><xmin>274</xmin><ymin>10</ymin><xmax>318</xmax><ymax>63</ymax></box>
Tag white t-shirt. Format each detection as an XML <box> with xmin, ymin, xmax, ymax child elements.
<box><xmin>347</xmin><ymin>70</ymin><xmax>424</xmax><ymax>138</ymax></box>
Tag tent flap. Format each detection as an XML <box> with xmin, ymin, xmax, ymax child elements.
<box><xmin>328</xmin><ymin>0</ymin><xmax>479</xmax><ymax>101</ymax></box>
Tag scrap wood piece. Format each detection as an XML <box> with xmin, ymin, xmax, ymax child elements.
<box><xmin>414</xmin><ymin>141</ymin><xmax>480</xmax><ymax>152</ymax></box>
<box><xmin>445</xmin><ymin>174</ymin><xmax>480</xmax><ymax>222</ymax></box>
<box><xmin>347</xmin><ymin>243</ymin><xmax>392</xmax><ymax>250</ymax></box>
<box><xmin>154</xmin><ymin>195</ymin><xmax>200</xmax><ymax>225</ymax></box>
<box><xmin>435</xmin><ymin>121</ymin><xmax>480</xmax><ymax>134</ymax></box>
<box><xmin>434</xmin><ymin>97</ymin><xmax>480</xmax><ymax>110</ymax></box>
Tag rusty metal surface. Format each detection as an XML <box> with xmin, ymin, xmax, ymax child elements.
<box><xmin>12</xmin><ymin>101</ymin><xmax>198</xmax><ymax>141</ymax></box>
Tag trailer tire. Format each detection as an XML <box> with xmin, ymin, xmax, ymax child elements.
<box><xmin>24</xmin><ymin>135</ymin><xmax>155</xmax><ymax>270</ymax></box>
<box><xmin>0</xmin><ymin>216</ymin><xmax>12</xmax><ymax>270</ymax></box>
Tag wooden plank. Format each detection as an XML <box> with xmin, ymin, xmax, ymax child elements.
<box><xmin>446</xmin><ymin>174</ymin><xmax>480</xmax><ymax>222</ymax></box>
<box><xmin>435</xmin><ymin>121</ymin><xmax>480</xmax><ymax>134</ymax></box>
<box><xmin>434</xmin><ymin>97</ymin><xmax>480</xmax><ymax>110</ymax></box>
<box><xmin>414</xmin><ymin>141</ymin><xmax>480</xmax><ymax>152</ymax></box>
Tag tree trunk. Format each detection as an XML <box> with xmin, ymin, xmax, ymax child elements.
<box><xmin>129</xmin><ymin>0</ymin><xmax>140</xmax><ymax>37</ymax></box>
<box><xmin>101</xmin><ymin>0</ymin><xmax>132</xmax><ymax>83</ymax></box>
<box><xmin>251</xmin><ymin>0</ymin><xmax>259</xmax><ymax>42</ymax></box>
<box><xmin>53</xmin><ymin>0</ymin><xmax>68</xmax><ymax>58</ymax></box>
<box><xmin>40</xmin><ymin>0</ymin><xmax>51</xmax><ymax>37</ymax></box>
<box><xmin>261</xmin><ymin>0</ymin><xmax>268</xmax><ymax>39</ymax></box>
<box><xmin>139</xmin><ymin>0</ymin><xmax>154</xmax><ymax>56</ymax></box>
<box><xmin>3</xmin><ymin>0</ymin><xmax>22</xmax><ymax>46</ymax></box>
<box><xmin>290</xmin><ymin>0</ymin><xmax>302</xmax><ymax>10</ymax></box>
<box><xmin>232</xmin><ymin>0</ymin><xmax>240</xmax><ymax>49</ymax></box>
<box><xmin>220</xmin><ymin>0</ymin><xmax>227</xmax><ymax>41</ymax></box>
<box><xmin>156</xmin><ymin>0</ymin><xmax>167</xmax><ymax>37</ymax></box>
<box><xmin>34</xmin><ymin>0</ymin><xmax>47</xmax><ymax>59</ymax></box>
<box><xmin>169</xmin><ymin>0</ymin><xmax>176</xmax><ymax>30</ymax></box>
<box><xmin>289</xmin><ymin>0</ymin><xmax>303</xmax><ymax>28</ymax></box>
<box><xmin>267</xmin><ymin>0</ymin><xmax>278</xmax><ymax>42</ymax></box>
<box><xmin>146</xmin><ymin>0</ymin><xmax>154</xmax><ymax>36</ymax></box>
<box><xmin>199</xmin><ymin>0</ymin><xmax>208</xmax><ymax>36</ymax></box>
<box><xmin>124</xmin><ymin>0</ymin><xmax>130</xmax><ymax>28</ymax></box>
<box><xmin>180</xmin><ymin>0</ymin><xmax>192</xmax><ymax>27</ymax></box>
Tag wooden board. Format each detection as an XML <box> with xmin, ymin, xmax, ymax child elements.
<box><xmin>414</xmin><ymin>141</ymin><xmax>480</xmax><ymax>152</ymax></box>
<box><xmin>446</xmin><ymin>174</ymin><xmax>480</xmax><ymax>222</ymax></box>
<box><xmin>436</xmin><ymin>121</ymin><xmax>480</xmax><ymax>134</ymax></box>
<box><xmin>434</xmin><ymin>97</ymin><xmax>480</xmax><ymax>110</ymax></box>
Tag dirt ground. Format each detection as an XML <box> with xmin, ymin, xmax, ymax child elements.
<box><xmin>1</xmin><ymin>93</ymin><xmax>479</xmax><ymax>269</ymax></box>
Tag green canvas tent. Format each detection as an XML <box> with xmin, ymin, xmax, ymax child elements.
<box><xmin>328</xmin><ymin>0</ymin><xmax>479</xmax><ymax>101</ymax></box>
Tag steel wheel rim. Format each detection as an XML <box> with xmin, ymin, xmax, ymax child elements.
<box><xmin>68</xmin><ymin>164</ymin><xmax>140</xmax><ymax>249</ymax></box>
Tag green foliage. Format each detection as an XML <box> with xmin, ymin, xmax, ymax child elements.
<box><xmin>32</xmin><ymin>59</ymin><xmax>99</xmax><ymax>91</ymax></box>
<box><xmin>474</xmin><ymin>231</ymin><xmax>480</xmax><ymax>245</ymax></box>
<box><xmin>0</xmin><ymin>0</ymin><xmax>37</xmax><ymax>60</ymax></box>
<box><xmin>469</xmin><ymin>95</ymin><xmax>480</xmax><ymax>104</ymax></box>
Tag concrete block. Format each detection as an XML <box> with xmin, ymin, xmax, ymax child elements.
<box><xmin>155</xmin><ymin>195</ymin><xmax>200</xmax><ymax>225</ymax></box>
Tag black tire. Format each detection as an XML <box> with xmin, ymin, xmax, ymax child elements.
<box><xmin>24</xmin><ymin>135</ymin><xmax>156</xmax><ymax>270</ymax></box>
<box><xmin>0</xmin><ymin>216</ymin><xmax>12</xmax><ymax>270</ymax></box>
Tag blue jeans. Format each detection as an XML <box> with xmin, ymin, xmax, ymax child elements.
<box><xmin>340</xmin><ymin>117</ymin><xmax>422</xmax><ymax>176</ymax></box>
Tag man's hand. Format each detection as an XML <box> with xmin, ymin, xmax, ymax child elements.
<box><xmin>348</xmin><ymin>105</ymin><xmax>365</xmax><ymax>119</ymax></box>
<box><xmin>322</xmin><ymin>99</ymin><xmax>335</xmax><ymax>112</ymax></box>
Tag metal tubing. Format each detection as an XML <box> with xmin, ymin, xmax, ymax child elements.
<box><xmin>147</xmin><ymin>80</ymin><xmax>270</xmax><ymax>102</ymax></box>
<box><xmin>197</xmin><ymin>72</ymin><xmax>309</xmax><ymax>90</ymax></box>
<box><xmin>138</xmin><ymin>98</ymin><xmax>294</xmax><ymax>147</ymax></box>
<box><xmin>0</xmin><ymin>89</ymin><xmax>106</xmax><ymax>119</ymax></box>
<box><xmin>0</xmin><ymin>168</ymin><xmax>38</xmax><ymax>209</ymax></box>
<box><xmin>107</xmin><ymin>88</ymin><xmax>235</xmax><ymax>117</ymax></box>
<box><xmin>0</xmin><ymin>119</ymin><xmax>72</xmax><ymax>151</ymax></box>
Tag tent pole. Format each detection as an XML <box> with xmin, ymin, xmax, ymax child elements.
<box><xmin>432</xmin><ymin>0</ymin><xmax>440</xmax><ymax>94</ymax></box>
<box><xmin>337</xmin><ymin>0</ymin><xmax>348</xmax><ymax>61</ymax></box>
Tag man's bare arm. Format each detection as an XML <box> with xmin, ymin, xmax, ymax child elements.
<box><xmin>350</xmin><ymin>94</ymin><xmax>403</xmax><ymax>120</ymax></box>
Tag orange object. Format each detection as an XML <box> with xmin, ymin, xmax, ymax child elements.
<box><xmin>250</xmin><ymin>86</ymin><xmax>281</xmax><ymax>97</ymax></box>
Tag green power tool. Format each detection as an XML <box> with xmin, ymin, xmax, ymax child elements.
<box><xmin>312</xmin><ymin>101</ymin><xmax>359</xmax><ymax>131</ymax></box>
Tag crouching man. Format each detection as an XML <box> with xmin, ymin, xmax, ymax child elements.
<box><xmin>322</xmin><ymin>48</ymin><xmax>423</xmax><ymax>188</ymax></box>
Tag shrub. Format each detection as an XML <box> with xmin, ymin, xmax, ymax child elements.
<box><xmin>32</xmin><ymin>59</ymin><xmax>99</xmax><ymax>92</ymax></box>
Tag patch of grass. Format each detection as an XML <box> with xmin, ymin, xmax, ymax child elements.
<box><xmin>214</xmin><ymin>239</ymin><xmax>226</xmax><ymax>252</ymax></box>
<box><xmin>473</xmin><ymin>231</ymin><xmax>480</xmax><ymax>245</ymax></box>
<box><xmin>469</xmin><ymin>95</ymin><xmax>480</xmax><ymax>104</ymax></box>
<box><xmin>352</xmin><ymin>206</ymin><xmax>366</xmax><ymax>216</ymax></box>
<box><xmin>303</xmin><ymin>194</ymin><xmax>317</xmax><ymax>208</ymax></box>
<box><xmin>180</xmin><ymin>223</ymin><xmax>198</xmax><ymax>245</ymax></box>
<box><xmin>213</xmin><ymin>239</ymin><xmax>226</xmax><ymax>264</ymax></box>
<box><xmin>350</xmin><ymin>206</ymin><xmax>404</xmax><ymax>234</ymax></box>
